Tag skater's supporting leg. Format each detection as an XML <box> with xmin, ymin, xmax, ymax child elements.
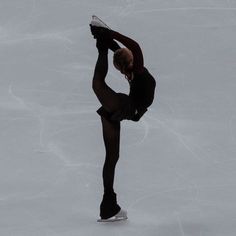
<box><xmin>100</xmin><ymin>116</ymin><xmax>121</xmax><ymax>219</ymax></box>
<box><xmin>101</xmin><ymin>116</ymin><xmax>120</xmax><ymax>193</ymax></box>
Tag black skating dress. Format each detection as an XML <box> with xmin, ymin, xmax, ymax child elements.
<box><xmin>97</xmin><ymin>31</ymin><xmax>156</xmax><ymax>122</ymax></box>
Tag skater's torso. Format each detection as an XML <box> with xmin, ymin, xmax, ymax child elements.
<box><xmin>129</xmin><ymin>67</ymin><xmax>156</xmax><ymax>111</ymax></box>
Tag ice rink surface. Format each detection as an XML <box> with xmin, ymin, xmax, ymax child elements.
<box><xmin>0</xmin><ymin>0</ymin><xmax>236</xmax><ymax>235</ymax></box>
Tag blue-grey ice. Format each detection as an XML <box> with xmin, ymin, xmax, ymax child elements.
<box><xmin>0</xmin><ymin>0</ymin><xmax>236</xmax><ymax>235</ymax></box>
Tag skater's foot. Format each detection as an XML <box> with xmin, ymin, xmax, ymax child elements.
<box><xmin>97</xmin><ymin>209</ymin><xmax>128</xmax><ymax>222</ymax></box>
<box><xmin>90</xmin><ymin>16</ymin><xmax>111</xmax><ymax>40</ymax></box>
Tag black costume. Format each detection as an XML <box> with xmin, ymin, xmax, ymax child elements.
<box><xmin>91</xmin><ymin>27</ymin><xmax>156</xmax><ymax>219</ymax></box>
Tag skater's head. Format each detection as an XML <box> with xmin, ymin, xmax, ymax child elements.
<box><xmin>113</xmin><ymin>48</ymin><xmax>133</xmax><ymax>78</ymax></box>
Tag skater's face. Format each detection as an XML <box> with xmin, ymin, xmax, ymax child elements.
<box><xmin>113</xmin><ymin>48</ymin><xmax>133</xmax><ymax>79</ymax></box>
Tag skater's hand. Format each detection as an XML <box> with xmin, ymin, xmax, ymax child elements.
<box><xmin>96</xmin><ymin>38</ymin><xmax>109</xmax><ymax>53</ymax></box>
<box><xmin>90</xmin><ymin>25</ymin><xmax>112</xmax><ymax>52</ymax></box>
<box><xmin>89</xmin><ymin>25</ymin><xmax>100</xmax><ymax>39</ymax></box>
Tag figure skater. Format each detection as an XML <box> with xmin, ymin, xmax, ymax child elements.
<box><xmin>90</xmin><ymin>16</ymin><xmax>156</xmax><ymax>222</ymax></box>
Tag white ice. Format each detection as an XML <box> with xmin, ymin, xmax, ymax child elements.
<box><xmin>0</xmin><ymin>0</ymin><xmax>236</xmax><ymax>235</ymax></box>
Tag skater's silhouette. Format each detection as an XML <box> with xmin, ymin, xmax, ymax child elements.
<box><xmin>90</xmin><ymin>17</ymin><xmax>156</xmax><ymax>220</ymax></box>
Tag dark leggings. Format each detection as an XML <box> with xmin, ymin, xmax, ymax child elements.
<box><xmin>93</xmin><ymin>75</ymin><xmax>121</xmax><ymax>195</ymax></box>
<box><xmin>93</xmin><ymin>52</ymin><xmax>122</xmax><ymax>218</ymax></box>
<box><xmin>101</xmin><ymin>116</ymin><xmax>120</xmax><ymax>194</ymax></box>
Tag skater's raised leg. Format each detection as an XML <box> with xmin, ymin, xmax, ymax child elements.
<box><xmin>92</xmin><ymin>39</ymin><xmax>121</xmax><ymax>113</ymax></box>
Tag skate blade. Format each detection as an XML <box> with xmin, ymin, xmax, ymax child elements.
<box><xmin>97</xmin><ymin>216</ymin><xmax>128</xmax><ymax>223</ymax></box>
<box><xmin>90</xmin><ymin>15</ymin><xmax>110</xmax><ymax>29</ymax></box>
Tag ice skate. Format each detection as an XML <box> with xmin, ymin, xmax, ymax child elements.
<box><xmin>90</xmin><ymin>15</ymin><xmax>111</xmax><ymax>29</ymax></box>
<box><xmin>97</xmin><ymin>209</ymin><xmax>128</xmax><ymax>222</ymax></box>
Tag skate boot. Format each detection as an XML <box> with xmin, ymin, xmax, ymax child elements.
<box><xmin>90</xmin><ymin>15</ymin><xmax>111</xmax><ymax>40</ymax></box>
<box><xmin>98</xmin><ymin>191</ymin><xmax>127</xmax><ymax>222</ymax></box>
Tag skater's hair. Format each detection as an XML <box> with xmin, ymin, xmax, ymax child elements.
<box><xmin>113</xmin><ymin>48</ymin><xmax>133</xmax><ymax>73</ymax></box>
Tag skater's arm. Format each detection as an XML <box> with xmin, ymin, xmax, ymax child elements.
<box><xmin>109</xmin><ymin>40</ymin><xmax>121</xmax><ymax>52</ymax></box>
<box><xmin>111</xmin><ymin>30</ymin><xmax>144</xmax><ymax>73</ymax></box>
